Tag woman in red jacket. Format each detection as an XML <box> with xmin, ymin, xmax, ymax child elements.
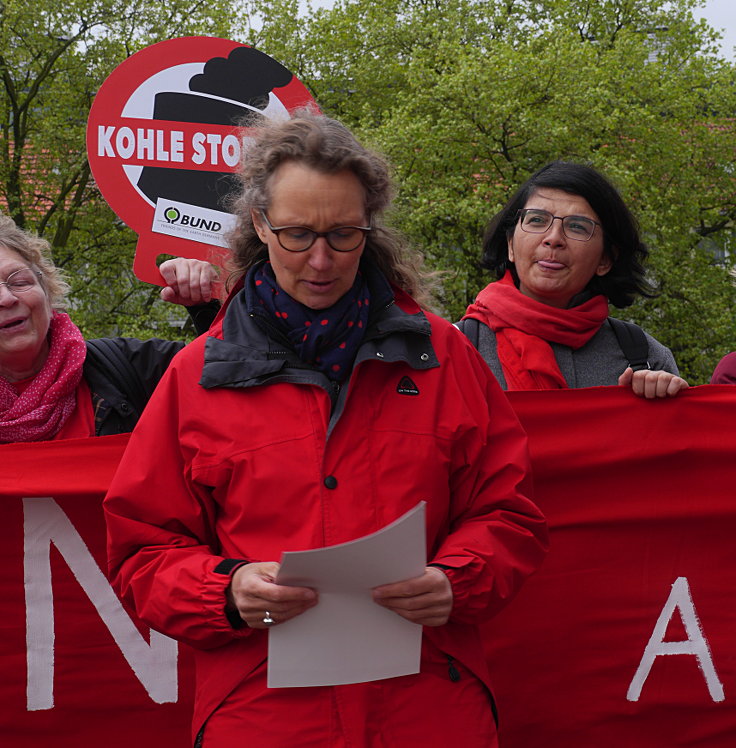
<box><xmin>104</xmin><ymin>112</ymin><xmax>548</xmax><ymax>747</ymax></box>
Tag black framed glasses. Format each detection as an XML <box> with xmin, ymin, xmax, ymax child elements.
<box><xmin>0</xmin><ymin>268</ymin><xmax>43</xmax><ymax>295</ymax></box>
<box><xmin>517</xmin><ymin>209</ymin><xmax>601</xmax><ymax>242</ymax></box>
<box><xmin>260</xmin><ymin>211</ymin><xmax>371</xmax><ymax>253</ymax></box>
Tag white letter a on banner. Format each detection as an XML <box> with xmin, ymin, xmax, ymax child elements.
<box><xmin>627</xmin><ymin>576</ymin><xmax>724</xmax><ymax>702</ymax></box>
<box><xmin>23</xmin><ymin>497</ymin><xmax>178</xmax><ymax>711</ymax></box>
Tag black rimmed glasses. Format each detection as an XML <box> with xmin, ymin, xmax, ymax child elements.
<box><xmin>517</xmin><ymin>209</ymin><xmax>601</xmax><ymax>242</ymax></box>
<box><xmin>0</xmin><ymin>268</ymin><xmax>43</xmax><ymax>296</ymax></box>
<box><xmin>260</xmin><ymin>211</ymin><xmax>371</xmax><ymax>253</ymax></box>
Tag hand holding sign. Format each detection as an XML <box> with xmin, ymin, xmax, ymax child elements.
<box><xmin>87</xmin><ymin>37</ymin><xmax>318</xmax><ymax>285</ymax></box>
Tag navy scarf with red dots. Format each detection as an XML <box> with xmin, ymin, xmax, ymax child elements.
<box><xmin>252</xmin><ymin>262</ymin><xmax>371</xmax><ymax>381</ymax></box>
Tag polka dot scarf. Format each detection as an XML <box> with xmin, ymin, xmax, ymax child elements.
<box><xmin>252</xmin><ymin>262</ymin><xmax>371</xmax><ymax>381</ymax></box>
<box><xmin>0</xmin><ymin>312</ymin><xmax>87</xmax><ymax>442</ymax></box>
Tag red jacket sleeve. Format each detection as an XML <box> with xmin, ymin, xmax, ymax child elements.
<box><xmin>104</xmin><ymin>346</ymin><xmax>254</xmax><ymax>650</ymax></box>
<box><xmin>429</xmin><ymin>325</ymin><xmax>548</xmax><ymax>623</ymax></box>
<box><xmin>711</xmin><ymin>352</ymin><xmax>736</xmax><ymax>384</ymax></box>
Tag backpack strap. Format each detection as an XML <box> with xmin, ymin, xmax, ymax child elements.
<box><xmin>460</xmin><ymin>315</ymin><xmax>650</xmax><ymax>372</ymax></box>
<box><xmin>85</xmin><ymin>338</ymin><xmax>149</xmax><ymax>415</ymax></box>
<box><xmin>455</xmin><ymin>318</ymin><xmax>482</xmax><ymax>349</ymax></box>
<box><xmin>607</xmin><ymin>318</ymin><xmax>650</xmax><ymax>371</ymax></box>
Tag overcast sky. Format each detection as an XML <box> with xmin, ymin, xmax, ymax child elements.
<box><xmin>693</xmin><ymin>0</ymin><xmax>735</xmax><ymax>59</ymax></box>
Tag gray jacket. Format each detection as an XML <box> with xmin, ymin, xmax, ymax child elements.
<box><xmin>457</xmin><ymin>317</ymin><xmax>678</xmax><ymax>390</ymax></box>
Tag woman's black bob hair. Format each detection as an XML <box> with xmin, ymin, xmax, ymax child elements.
<box><xmin>480</xmin><ymin>161</ymin><xmax>654</xmax><ymax>308</ymax></box>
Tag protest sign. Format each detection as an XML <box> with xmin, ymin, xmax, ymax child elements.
<box><xmin>86</xmin><ymin>37</ymin><xmax>316</xmax><ymax>285</ymax></box>
<box><xmin>484</xmin><ymin>386</ymin><xmax>736</xmax><ymax>747</ymax></box>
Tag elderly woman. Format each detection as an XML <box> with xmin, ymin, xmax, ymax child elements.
<box><xmin>104</xmin><ymin>113</ymin><xmax>548</xmax><ymax>747</ymax></box>
<box><xmin>458</xmin><ymin>162</ymin><xmax>688</xmax><ymax>398</ymax></box>
<box><xmin>0</xmin><ymin>215</ymin><xmax>218</xmax><ymax>441</ymax></box>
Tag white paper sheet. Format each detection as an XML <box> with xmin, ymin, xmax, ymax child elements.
<box><xmin>267</xmin><ymin>502</ymin><xmax>426</xmax><ymax>688</ymax></box>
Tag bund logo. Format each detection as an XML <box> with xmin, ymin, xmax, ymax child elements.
<box><xmin>397</xmin><ymin>376</ymin><xmax>420</xmax><ymax>396</ymax></box>
<box><xmin>164</xmin><ymin>207</ymin><xmax>181</xmax><ymax>223</ymax></box>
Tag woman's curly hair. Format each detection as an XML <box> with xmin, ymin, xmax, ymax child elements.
<box><xmin>227</xmin><ymin>110</ymin><xmax>433</xmax><ymax>307</ymax></box>
<box><xmin>0</xmin><ymin>215</ymin><xmax>70</xmax><ymax>310</ymax></box>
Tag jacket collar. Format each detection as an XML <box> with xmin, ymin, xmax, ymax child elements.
<box><xmin>200</xmin><ymin>262</ymin><xmax>438</xmax><ymax>390</ymax></box>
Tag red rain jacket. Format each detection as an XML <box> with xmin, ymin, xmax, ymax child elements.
<box><xmin>104</xmin><ymin>284</ymin><xmax>547</xmax><ymax>743</ymax></box>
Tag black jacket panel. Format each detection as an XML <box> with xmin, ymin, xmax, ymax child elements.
<box><xmin>82</xmin><ymin>300</ymin><xmax>220</xmax><ymax>436</ymax></box>
<box><xmin>84</xmin><ymin>337</ymin><xmax>186</xmax><ymax>436</ymax></box>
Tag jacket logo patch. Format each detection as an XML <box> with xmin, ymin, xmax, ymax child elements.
<box><xmin>397</xmin><ymin>376</ymin><xmax>420</xmax><ymax>396</ymax></box>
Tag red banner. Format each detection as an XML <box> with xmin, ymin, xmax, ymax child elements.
<box><xmin>3</xmin><ymin>386</ymin><xmax>736</xmax><ymax>746</ymax></box>
<box><xmin>0</xmin><ymin>434</ymin><xmax>194</xmax><ymax>745</ymax></box>
<box><xmin>485</xmin><ymin>385</ymin><xmax>736</xmax><ymax>748</ymax></box>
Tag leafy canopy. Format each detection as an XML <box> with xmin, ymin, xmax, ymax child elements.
<box><xmin>249</xmin><ymin>0</ymin><xmax>736</xmax><ymax>383</ymax></box>
<box><xmin>0</xmin><ymin>0</ymin><xmax>237</xmax><ymax>337</ymax></box>
<box><xmin>2</xmin><ymin>0</ymin><xmax>734</xmax><ymax>382</ymax></box>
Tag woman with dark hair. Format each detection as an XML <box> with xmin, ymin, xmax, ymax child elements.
<box><xmin>104</xmin><ymin>112</ymin><xmax>548</xmax><ymax>747</ymax></box>
<box><xmin>458</xmin><ymin>161</ymin><xmax>688</xmax><ymax>398</ymax></box>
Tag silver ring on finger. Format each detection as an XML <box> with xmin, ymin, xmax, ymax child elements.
<box><xmin>262</xmin><ymin>611</ymin><xmax>275</xmax><ymax>626</ymax></box>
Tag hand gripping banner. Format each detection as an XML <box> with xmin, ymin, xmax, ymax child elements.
<box><xmin>3</xmin><ymin>387</ymin><xmax>736</xmax><ymax>745</ymax></box>
<box><xmin>484</xmin><ymin>385</ymin><xmax>736</xmax><ymax>747</ymax></box>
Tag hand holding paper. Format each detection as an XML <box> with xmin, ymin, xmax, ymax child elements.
<box><xmin>267</xmin><ymin>503</ymin><xmax>427</xmax><ymax>688</ymax></box>
<box><xmin>228</xmin><ymin>561</ymin><xmax>318</xmax><ymax>630</ymax></box>
<box><xmin>372</xmin><ymin>566</ymin><xmax>453</xmax><ymax>627</ymax></box>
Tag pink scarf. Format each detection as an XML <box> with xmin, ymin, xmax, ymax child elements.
<box><xmin>0</xmin><ymin>312</ymin><xmax>87</xmax><ymax>442</ymax></box>
<box><xmin>463</xmin><ymin>271</ymin><xmax>609</xmax><ymax>390</ymax></box>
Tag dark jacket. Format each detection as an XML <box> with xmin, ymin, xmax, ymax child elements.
<box><xmin>84</xmin><ymin>337</ymin><xmax>187</xmax><ymax>436</ymax></box>
<box><xmin>83</xmin><ymin>301</ymin><xmax>219</xmax><ymax>436</ymax></box>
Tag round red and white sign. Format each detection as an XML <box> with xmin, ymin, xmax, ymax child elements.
<box><xmin>87</xmin><ymin>37</ymin><xmax>318</xmax><ymax>284</ymax></box>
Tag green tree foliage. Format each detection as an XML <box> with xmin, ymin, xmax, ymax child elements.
<box><xmin>249</xmin><ymin>0</ymin><xmax>736</xmax><ymax>382</ymax></box>
<box><xmin>0</xmin><ymin>0</ymin><xmax>238</xmax><ymax>338</ymax></box>
<box><xmin>2</xmin><ymin>0</ymin><xmax>734</xmax><ymax>381</ymax></box>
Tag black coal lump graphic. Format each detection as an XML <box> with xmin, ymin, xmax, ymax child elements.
<box><xmin>137</xmin><ymin>47</ymin><xmax>293</xmax><ymax>212</ymax></box>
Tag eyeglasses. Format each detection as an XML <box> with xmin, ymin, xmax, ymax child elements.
<box><xmin>0</xmin><ymin>268</ymin><xmax>42</xmax><ymax>295</ymax></box>
<box><xmin>517</xmin><ymin>209</ymin><xmax>600</xmax><ymax>242</ymax></box>
<box><xmin>260</xmin><ymin>211</ymin><xmax>371</xmax><ymax>253</ymax></box>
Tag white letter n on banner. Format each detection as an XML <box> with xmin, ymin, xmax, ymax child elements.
<box><xmin>23</xmin><ymin>497</ymin><xmax>178</xmax><ymax>711</ymax></box>
<box><xmin>627</xmin><ymin>576</ymin><xmax>724</xmax><ymax>702</ymax></box>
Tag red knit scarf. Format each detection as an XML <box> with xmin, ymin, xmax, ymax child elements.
<box><xmin>0</xmin><ymin>312</ymin><xmax>87</xmax><ymax>442</ymax></box>
<box><xmin>463</xmin><ymin>271</ymin><xmax>609</xmax><ymax>390</ymax></box>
